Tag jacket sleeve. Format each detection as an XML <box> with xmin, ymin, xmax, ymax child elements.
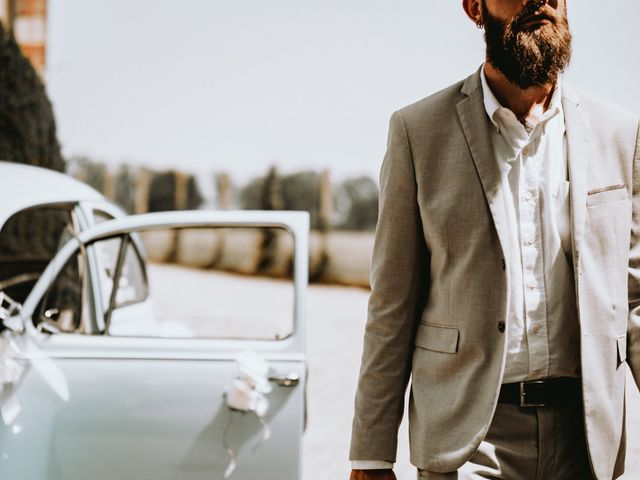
<box><xmin>628</xmin><ymin>120</ymin><xmax>640</xmax><ymax>384</ymax></box>
<box><xmin>349</xmin><ymin>110</ymin><xmax>430</xmax><ymax>462</ymax></box>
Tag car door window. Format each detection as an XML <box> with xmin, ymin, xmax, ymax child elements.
<box><xmin>93</xmin><ymin>235</ymin><xmax>148</xmax><ymax>315</ymax></box>
<box><xmin>23</xmin><ymin>219</ymin><xmax>299</xmax><ymax>341</ymax></box>
<box><xmin>27</xmin><ymin>232</ymin><xmax>148</xmax><ymax>335</ymax></box>
<box><xmin>93</xmin><ymin>210</ymin><xmax>114</xmax><ymax>225</ymax></box>
<box><xmin>107</xmin><ymin>225</ymin><xmax>296</xmax><ymax>340</ymax></box>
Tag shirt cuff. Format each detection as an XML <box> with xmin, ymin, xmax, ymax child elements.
<box><xmin>351</xmin><ymin>460</ymin><xmax>394</xmax><ymax>470</ymax></box>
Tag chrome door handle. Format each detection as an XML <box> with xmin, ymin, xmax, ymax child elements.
<box><xmin>269</xmin><ymin>372</ymin><xmax>300</xmax><ymax>387</ymax></box>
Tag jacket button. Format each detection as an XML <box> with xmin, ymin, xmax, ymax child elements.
<box><xmin>498</xmin><ymin>321</ymin><xmax>505</xmax><ymax>333</ymax></box>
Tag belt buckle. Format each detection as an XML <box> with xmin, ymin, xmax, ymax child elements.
<box><xmin>519</xmin><ymin>380</ymin><xmax>546</xmax><ymax>407</ymax></box>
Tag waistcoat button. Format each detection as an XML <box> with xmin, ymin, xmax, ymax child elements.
<box><xmin>498</xmin><ymin>321</ymin><xmax>505</xmax><ymax>333</ymax></box>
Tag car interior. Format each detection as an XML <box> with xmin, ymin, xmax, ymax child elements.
<box><xmin>0</xmin><ymin>204</ymin><xmax>82</xmax><ymax>333</ymax></box>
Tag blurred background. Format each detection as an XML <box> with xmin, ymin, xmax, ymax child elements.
<box><xmin>1</xmin><ymin>0</ymin><xmax>639</xmax><ymax>478</ymax></box>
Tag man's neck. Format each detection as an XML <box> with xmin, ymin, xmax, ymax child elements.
<box><xmin>483</xmin><ymin>63</ymin><xmax>556</xmax><ymax>126</ymax></box>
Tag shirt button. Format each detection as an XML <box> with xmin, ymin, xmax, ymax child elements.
<box><xmin>528</xmin><ymin>280</ymin><xmax>538</xmax><ymax>289</ymax></box>
<box><xmin>532</xmin><ymin>324</ymin><xmax>541</xmax><ymax>334</ymax></box>
<box><xmin>527</xmin><ymin>238</ymin><xmax>535</xmax><ymax>245</ymax></box>
<box><xmin>498</xmin><ymin>321</ymin><xmax>505</xmax><ymax>333</ymax></box>
<box><xmin>524</xmin><ymin>191</ymin><xmax>533</xmax><ymax>201</ymax></box>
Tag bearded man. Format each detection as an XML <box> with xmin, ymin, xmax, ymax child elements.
<box><xmin>349</xmin><ymin>0</ymin><xmax>640</xmax><ymax>479</ymax></box>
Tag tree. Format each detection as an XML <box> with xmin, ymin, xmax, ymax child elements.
<box><xmin>0</xmin><ymin>23</ymin><xmax>63</xmax><ymax>171</ymax></box>
<box><xmin>185</xmin><ymin>175</ymin><xmax>204</xmax><ymax>210</ymax></box>
<box><xmin>114</xmin><ymin>165</ymin><xmax>136</xmax><ymax>213</ymax></box>
<box><xmin>281</xmin><ymin>170</ymin><xmax>322</xmax><ymax>229</ymax></box>
<box><xmin>239</xmin><ymin>168</ymin><xmax>326</xmax><ymax>229</ymax></box>
<box><xmin>238</xmin><ymin>176</ymin><xmax>266</xmax><ymax>210</ymax></box>
<box><xmin>66</xmin><ymin>156</ymin><xmax>107</xmax><ymax>192</ymax></box>
<box><xmin>148</xmin><ymin>171</ymin><xmax>177</xmax><ymax>212</ymax></box>
<box><xmin>147</xmin><ymin>170</ymin><xmax>203</xmax><ymax>212</ymax></box>
<box><xmin>333</xmin><ymin>176</ymin><xmax>379</xmax><ymax>231</ymax></box>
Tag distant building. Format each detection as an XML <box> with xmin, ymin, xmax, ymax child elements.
<box><xmin>0</xmin><ymin>0</ymin><xmax>48</xmax><ymax>77</ymax></box>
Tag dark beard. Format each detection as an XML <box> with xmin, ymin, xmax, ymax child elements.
<box><xmin>483</xmin><ymin>0</ymin><xmax>572</xmax><ymax>89</ymax></box>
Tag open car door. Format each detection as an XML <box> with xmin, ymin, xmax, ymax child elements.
<box><xmin>0</xmin><ymin>210</ymin><xmax>308</xmax><ymax>480</ymax></box>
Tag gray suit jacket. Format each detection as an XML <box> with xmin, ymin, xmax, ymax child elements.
<box><xmin>350</xmin><ymin>68</ymin><xmax>640</xmax><ymax>479</ymax></box>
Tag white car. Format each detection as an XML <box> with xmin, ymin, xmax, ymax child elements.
<box><xmin>0</xmin><ymin>161</ymin><xmax>308</xmax><ymax>479</ymax></box>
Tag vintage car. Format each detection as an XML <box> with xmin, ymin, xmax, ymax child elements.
<box><xmin>0</xmin><ymin>161</ymin><xmax>307</xmax><ymax>479</ymax></box>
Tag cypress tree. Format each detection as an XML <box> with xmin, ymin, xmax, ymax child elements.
<box><xmin>0</xmin><ymin>23</ymin><xmax>63</xmax><ymax>171</ymax></box>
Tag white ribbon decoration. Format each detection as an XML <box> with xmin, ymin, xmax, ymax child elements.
<box><xmin>0</xmin><ymin>293</ymin><xmax>70</xmax><ymax>425</ymax></box>
<box><xmin>222</xmin><ymin>351</ymin><xmax>273</xmax><ymax>479</ymax></box>
<box><xmin>0</xmin><ymin>333</ymin><xmax>25</xmax><ymax>424</ymax></box>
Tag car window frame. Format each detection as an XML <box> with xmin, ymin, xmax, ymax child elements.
<box><xmin>87</xmin><ymin>208</ymin><xmax>150</xmax><ymax>333</ymax></box>
<box><xmin>98</xmin><ymin>233</ymin><xmax>150</xmax><ymax>333</ymax></box>
<box><xmin>18</xmin><ymin>210</ymin><xmax>308</xmax><ymax>354</ymax></box>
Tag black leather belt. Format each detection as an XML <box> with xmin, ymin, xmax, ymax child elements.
<box><xmin>499</xmin><ymin>377</ymin><xmax>581</xmax><ymax>408</ymax></box>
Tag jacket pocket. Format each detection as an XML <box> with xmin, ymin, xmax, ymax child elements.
<box><xmin>587</xmin><ymin>184</ymin><xmax>628</xmax><ymax>207</ymax></box>
<box><xmin>415</xmin><ymin>323</ymin><xmax>459</xmax><ymax>354</ymax></box>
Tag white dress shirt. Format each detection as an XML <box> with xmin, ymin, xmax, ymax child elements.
<box><xmin>352</xmin><ymin>65</ymin><xmax>581</xmax><ymax>470</ymax></box>
<box><xmin>480</xmin><ymin>67</ymin><xmax>580</xmax><ymax>383</ymax></box>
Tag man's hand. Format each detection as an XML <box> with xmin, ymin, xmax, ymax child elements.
<box><xmin>349</xmin><ymin>469</ymin><xmax>397</xmax><ymax>480</ymax></box>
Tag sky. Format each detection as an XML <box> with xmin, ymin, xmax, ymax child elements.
<box><xmin>45</xmin><ymin>1</ymin><xmax>640</xmax><ymax>187</ymax></box>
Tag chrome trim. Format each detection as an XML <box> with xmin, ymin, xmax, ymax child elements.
<box><xmin>269</xmin><ymin>372</ymin><xmax>300</xmax><ymax>387</ymax></box>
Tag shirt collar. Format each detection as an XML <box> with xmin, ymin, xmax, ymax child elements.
<box><xmin>480</xmin><ymin>64</ymin><xmax>563</xmax><ymax>135</ymax></box>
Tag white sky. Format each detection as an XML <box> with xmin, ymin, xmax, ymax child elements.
<box><xmin>46</xmin><ymin>1</ymin><xmax>640</xmax><ymax>186</ymax></box>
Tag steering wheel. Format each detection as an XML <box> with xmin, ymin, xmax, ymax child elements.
<box><xmin>0</xmin><ymin>273</ymin><xmax>40</xmax><ymax>328</ymax></box>
<box><xmin>0</xmin><ymin>272</ymin><xmax>41</xmax><ymax>291</ymax></box>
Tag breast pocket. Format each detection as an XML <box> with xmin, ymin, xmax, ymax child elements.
<box><xmin>586</xmin><ymin>184</ymin><xmax>628</xmax><ymax>207</ymax></box>
<box><xmin>584</xmin><ymin>184</ymin><xmax>632</xmax><ymax>325</ymax></box>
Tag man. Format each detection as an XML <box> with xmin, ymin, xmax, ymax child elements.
<box><xmin>349</xmin><ymin>0</ymin><xmax>640</xmax><ymax>478</ymax></box>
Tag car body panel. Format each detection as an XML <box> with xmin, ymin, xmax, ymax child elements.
<box><xmin>0</xmin><ymin>161</ymin><xmax>106</xmax><ymax>229</ymax></box>
<box><xmin>0</xmin><ymin>357</ymin><xmax>305</xmax><ymax>480</ymax></box>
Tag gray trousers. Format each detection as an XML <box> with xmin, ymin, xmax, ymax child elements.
<box><xmin>418</xmin><ymin>400</ymin><xmax>594</xmax><ymax>480</ymax></box>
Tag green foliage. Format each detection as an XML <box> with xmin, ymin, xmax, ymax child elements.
<box><xmin>65</xmin><ymin>154</ymin><xmax>377</xmax><ymax>232</ymax></box>
<box><xmin>67</xmin><ymin>156</ymin><xmax>203</xmax><ymax>213</ymax></box>
<box><xmin>185</xmin><ymin>175</ymin><xmax>204</xmax><ymax>210</ymax></box>
<box><xmin>281</xmin><ymin>170</ymin><xmax>321</xmax><ymax>229</ymax></box>
<box><xmin>238</xmin><ymin>176</ymin><xmax>265</xmax><ymax>210</ymax></box>
<box><xmin>239</xmin><ymin>168</ymin><xmax>323</xmax><ymax>229</ymax></box>
<box><xmin>67</xmin><ymin>156</ymin><xmax>107</xmax><ymax>192</ymax></box>
<box><xmin>333</xmin><ymin>176</ymin><xmax>379</xmax><ymax>231</ymax></box>
<box><xmin>261</xmin><ymin>166</ymin><xmax>284</xmax><ymax>211</ymax></box>
<box><xmin>147</xmin><ymin>171</ymin><xmax>203</xmax><ymax>212</ymax></box>
<box><xmin>114</xmin><ymin>165</ymin><xmax>136</xmax><ymax>213</ymax></box>
<box><xmin>0</xmin><ymin>24</ymin><xmax>63</xmax><ymax>171</ymax></box>
<box><xmin>148</xmin><ymin>171</ymin><xmax>177</xmax><ymax>212</ymax></box>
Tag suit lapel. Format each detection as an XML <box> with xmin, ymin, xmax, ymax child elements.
<box><xmin>562</xmin><ymin>84</ymin><xmax>590</xmax><ymax>271</ymax></box>
<box><xmin>456</xmin><ymin>71</ymin><xmax>511</xmax><ymax>263</ymax></box>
